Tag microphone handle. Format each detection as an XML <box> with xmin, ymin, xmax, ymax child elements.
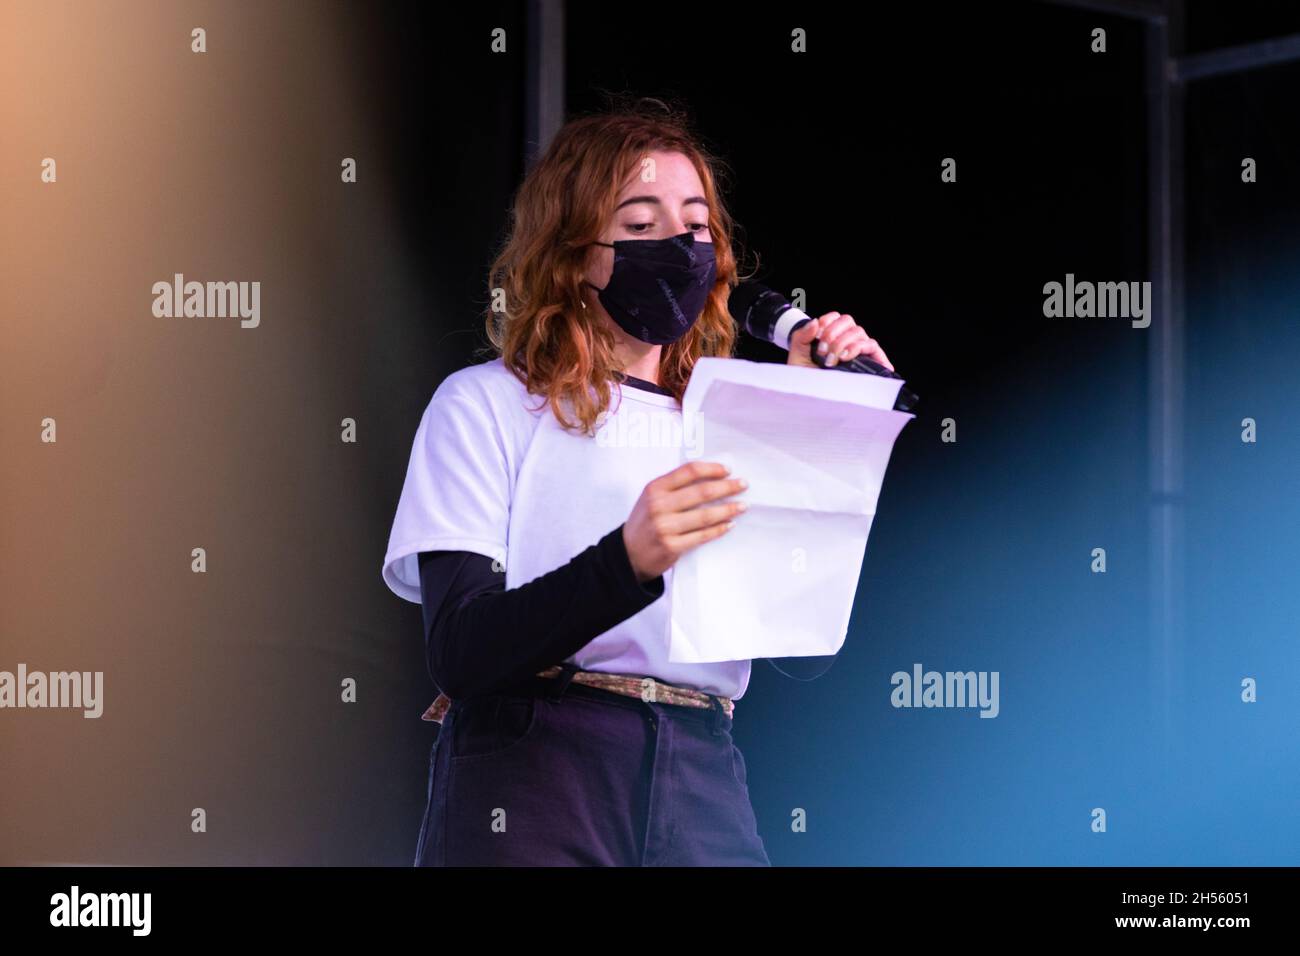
<box><xmin>796</xmin><ymin>320</ymin><xmax>920</xmax><ymax>411</ymax></box>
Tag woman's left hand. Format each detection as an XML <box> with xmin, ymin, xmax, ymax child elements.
<box><xmin>786</xmin><ymin>312</ymin><xmax>894</xmax><ymax>371</ymax></box>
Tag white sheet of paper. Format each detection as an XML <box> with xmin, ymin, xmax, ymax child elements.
<box><xmin>668</xmin><ymin>357</ymin><xmax>915</xmax><ymax>663</ymax></box>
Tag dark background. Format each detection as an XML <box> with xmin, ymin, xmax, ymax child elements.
<box><xmin>370</xmin><ymin>0</ymin><xmax>1300</xmax><ymax>865</ymax></box>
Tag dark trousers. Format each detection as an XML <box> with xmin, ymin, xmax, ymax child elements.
<box><xmin>415</xmin><ymin>664</ymin><xmax>771</xmax><ymax>866</ymax></box>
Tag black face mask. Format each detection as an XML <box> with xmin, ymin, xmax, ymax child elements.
<box><xmin>583</xmin><ymin>231</ymin><xmax>718</xmax><ymax>345</ymax></box>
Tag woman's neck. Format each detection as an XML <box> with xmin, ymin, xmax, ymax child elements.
<box><xmin>589</xmin><ymin>296</ymin><xmax>663</xmax><ymax>384</ymax></box>
<box><xmin>610</xmin><ymin>330</ymin><xmax>662</xmax><ymax>385</ymax></box>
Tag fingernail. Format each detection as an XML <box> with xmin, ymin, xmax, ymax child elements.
<box><xmin>826</xmin><ymin>353</ymin><xmax>837</xmax><ymax>366</ymax></box>
<box><xmin>817</xmin><ymin>342</ymin><xmax>828</xmax><ymax>355</ymax></box>
<box><xmin>839</xmin><ymin>349</ymin><xmax>849</xmax><ymax>359</ymax></box>
<box><xmin>736</xmin><ymin>501</ymin><xmax>748</xmax><ymax>512</ymax></box>
<box><xmin>737</xmin><ymin>479</ymin><xmax>748</xmax><ymax>489</ymax></box>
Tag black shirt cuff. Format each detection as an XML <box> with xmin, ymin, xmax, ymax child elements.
<box><xmin>600</xmin><ymin>524</ymin><xmax>665</xmax><ymax>604</ymax></box>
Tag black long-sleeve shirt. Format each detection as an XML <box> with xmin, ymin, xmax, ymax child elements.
<box><xmin>416</xmin><ymin>373</ymin><xmax>839</xmax><ymax>701</ymax></box>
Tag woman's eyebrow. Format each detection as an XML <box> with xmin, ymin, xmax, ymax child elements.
<box><xmin>616</xmin><ymin>195</ymin><xmax>710</xmax><ymax>210</ymax></box>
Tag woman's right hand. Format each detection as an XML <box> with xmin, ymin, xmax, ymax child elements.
<box><xmin>621</xmin><ymin>460</ymin><xmax>748</xmax><ymax>583</ymax></box>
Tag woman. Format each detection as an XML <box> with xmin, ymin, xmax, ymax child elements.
<box><xmin>382</xmin><ymin>100</ymin><xmax>894</xmax><ymax>866</ymax></box>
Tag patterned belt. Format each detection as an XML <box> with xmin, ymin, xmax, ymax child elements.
<box><xmin>420</xmin><ymin>665</ymin><xmax>735</xmax><ymax>724</ymax></box>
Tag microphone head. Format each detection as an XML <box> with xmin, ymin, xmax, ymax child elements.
<box><xmin>728</xmin><ymin>281</ymin><xmax>807</xmax><ymax>349</ymax></box>
<box><xmin>727</xmin><ymin>280</ymin><xmax>768</xmax><ymax>330</ymax></box>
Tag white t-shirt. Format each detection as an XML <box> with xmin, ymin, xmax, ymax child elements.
<box><xmin>381</xmin><ymin>357</ymin><xmax>753</xmax><ymax>701</ymax></box>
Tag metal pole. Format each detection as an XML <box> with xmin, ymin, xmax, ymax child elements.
<box><xmin>1176</xmin><ymin>32</ymin><xmax>1300</xmax><ymax>81</ymax></box>
<box><xmin>1145</xmin><ymin>5</ymin><xmax>1185</xmax><ymax>771</ymax></box>
<box><xmin>1050</xmin><ymin>0</ymin><xmax>1300</xmax><ymax>782</ymax></box>
<box><xmin>524</xmin><ymin>0</ymin><xmax>565</xmax><ymax>170</ymax></box>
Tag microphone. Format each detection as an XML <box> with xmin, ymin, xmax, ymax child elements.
<box><xmin>728</xmin><ymin>281</ymin><xmax>919</xmax><ymax>412</ymax></box>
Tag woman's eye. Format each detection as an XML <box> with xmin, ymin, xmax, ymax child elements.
<box><xmin>624</xmin><ymin>222</ymin><xmax>708</xmax><ymax>235</ymax></box>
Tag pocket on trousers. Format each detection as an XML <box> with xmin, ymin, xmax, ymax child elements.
<box><xmin>448</xmin><ymin>693</ymin><xmax>541</xmax><ymax>763</ymax></box>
